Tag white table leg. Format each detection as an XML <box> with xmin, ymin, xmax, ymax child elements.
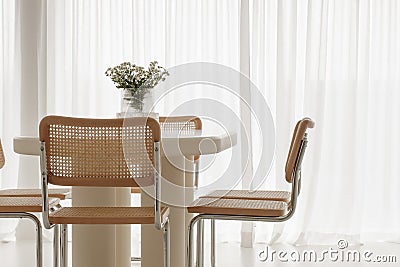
<box><xmin>141</xmin><ymin>194</ymin><xmax>165</xmax><ymax>267</ymax></box>
<box><xmin>141</xmin><ymin>155</ymin><xmax>194</xmax><ymax>267</ymax></box>
<box><xmin>16</xmin><ymin>156</ymin><xmax>41</xmax><ymax>240</ymax></box>
<box><xmin>116</xmin><ymin>188</ymin><xmax>132</xmax><ymax>267</ymax></box>
<box><xmin>184</xmin><ymin>156</ymin><xmax>195</xmax><ymax>260</ymax></box>
<box><xmin>72</xmin><ymin>187</ymin><xmax>131</xmax><ymax>267</ymax></box>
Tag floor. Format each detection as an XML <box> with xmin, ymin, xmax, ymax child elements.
<box><xmin>0</xmin><ymin>240</ymin><xmax>399</xmax><ymax>266</ymax></box>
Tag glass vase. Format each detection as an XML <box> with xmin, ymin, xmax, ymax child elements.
<box><xmin>120</xmin><ymin>88</ymin><xmax>159</xmax><ymax>120</ymax></box>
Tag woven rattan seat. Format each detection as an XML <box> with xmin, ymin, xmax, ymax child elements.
<box><xmin>0</xmin><ymin>188</ymin><xmax>71</xmax><ymax>200</ymax></box>
<box><xmin>188</xmin><ymin>198</ymin><xmax>288</xmax><ymax>217</ymax></box>
<box><xmin>49</xmin><ymin>206</ymin><xmax>169</xmax><ymax>225</ymax></box>
<box><xmin>0</xmin><ymin>197</ymin><xmax>59</xmax><ymax>213</ymax></box>
<box><xmin>202</xmin><ymin>190</ymin><xmax>291</xmax><ymax>203</ymax></box>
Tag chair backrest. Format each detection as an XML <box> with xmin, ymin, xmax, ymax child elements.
<box><xmin>0</xmin><ymin>139</ymin><xmax>5</xmax><ymax>169</ymax></box>
<box><xmin>159</xmin><ymin>116</ymin><xmax>202</xmax><ymax>132</ymax></box>
<box><xmin>159</xmin><ymin>116</ymin><xmax>202</xmax><ymax>160</ymax></box>
<box><xmin>284</xmin><ymin>118</ymin><xmax>315</xmax><ymax>183</ymax></box>
<box><xmin>39</xmin><ymin>115</ymin><xmax>161</xmax><ymax>187</ymax></box>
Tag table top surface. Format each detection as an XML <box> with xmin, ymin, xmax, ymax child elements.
<box><xmin>13</xmin><ymin>128</ymin><xmax>237</xmax><ymax>156</ymax></box>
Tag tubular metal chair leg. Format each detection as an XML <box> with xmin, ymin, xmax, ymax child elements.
<box><xmin>0</xmin><ymin>213</ymin><xmax>43</xmax><ymax>267</ymax></box>
<box><xmin>187</xmin><ymin>220</ymin><xmax>194</xmax><ymax>267</ymax></box>
<box><xmin>194</xmin><ymin>160</ymin><xmax>200</xmax><ymax>189</ymax></box>
<box><xmin>53</xmin><ymin>224</ymin><xmax>59</xmax><ymax>267</ymax></box>
<box><xmin>60</xmin><ymin>224</ymin><xmax>68</xmax><ymax>267</ymax></box>
<box><xmin>188</xmin><ymin>216</ymin><xmax>203</xmax><ymax>267</ymax></box>
<box><xmin>34</xmin><ymin>216</ymin><xmax>43</xmax><ymax>267</ymax></box>
<box><xmin>210</xmin><ymin>219</ymin><xmax>216</xmax><ymax>267</ymax></box>
<box><xmin>33</xmin><ymin>214</ymin><xmax>43</xmax><ymax>267</ymax></box>
<box><xmin>163</xmin><ymin>220</ymin><xmax>170</xmax><ymax>267</ymax></box>
<box><xmin>196</xmin><ymin>220</ymin><xmax>204</xmax><ymax>267</ymax></box>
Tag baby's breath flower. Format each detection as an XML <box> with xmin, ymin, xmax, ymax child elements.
<box><xmin>105</xmin><ymin>61</ymin><xmax>169</xmax><ymax>94</ymax></box>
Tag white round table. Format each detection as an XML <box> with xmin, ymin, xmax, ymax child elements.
<box><xmin>13</xmin><ymin>129</ymin><xmax>237</xmax><ymax>267</ymax></box>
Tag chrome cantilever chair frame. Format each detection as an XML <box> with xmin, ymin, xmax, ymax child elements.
<box><xmin>0</xmin><ymin>213</ymin><xmax>43</xmax><ymax>267</ymax></box>
<box><xmin>187</xmin><ymin>121</ymin><xmax>311</xmax><ymax>267</ymax></box>
<box><xmin>40</xmin><ymin>144</ymin><xmax>65</xmax><ymax>267</ymax></box>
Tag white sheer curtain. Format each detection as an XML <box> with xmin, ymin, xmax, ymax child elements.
<box><xmin>0</xmin><ymin>0</ymin><xmax>21</xmax><ymax>240</ymax></box>
<box><xmin>0</xmin><ymin>0</ymin><xmax>48</xmax><ymax>240</ymax></box>
<box><xmin>46</xmin><ymin>0</ymin><xmax>240</xmax><ymax>116</ymax></box>
<box><xmin>251</xmin><ymin>0</ymin><xmax>400</xmax><ymax>245</ymax></box>
<box><xmin>1</xmin><ymin>0</ymin><xmax>400</xmax><ymax>247</ymax></box>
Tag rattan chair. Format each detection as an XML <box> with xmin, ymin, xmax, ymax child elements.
<box><xmin>0</xmin><ymin>139</ymin><xmax>61</xmax><ymax>267</ymax></box>
<box><xmin>131</xmin><ymin>116</ymin><xmax>202</xmax><ymax>193</ymax></box>
<box><xmin>187</xmin><ymin>118</ymin><xmax>314</xmax><ymax>267</ymax></box>
<box><xmin>128</xmin><ymin>116</ymin><xmax>202</xmax><ymax>262</ymax></box>
<box><xmin>159</xmin><ymin>116</ymin><xmax>202</xmax><ymax>187</ymax></box>
<box><xmin>198</xmin><ymin>118</ymin><xmax>305</xmax><ymax>266</ymax></box>
<box><xmin>39</xmin><ymin>115</ymin><xmax>170</xmax><ymax>267</ymax></box>
<box><xmin>160</xmin><ymin>116</ymin><xmax>205</xmax><ymax>264</ymax></box>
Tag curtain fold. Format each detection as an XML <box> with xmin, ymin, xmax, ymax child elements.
<box><xmin>0</xmin><ymin>0</ymin><xmax>21</xmax><ymax>240</ymax></box>
<box><xmin>0</xmin><ymin>0</ymin><xmax>48</xmax><ymax>240</ymax></box>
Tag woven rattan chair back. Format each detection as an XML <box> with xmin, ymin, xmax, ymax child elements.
<box><xmin>0</xmin><ymin>139</ymin><xmax>5</xmax><ymax>169</ymax></box>
<box><xmin>129</xmin><ymin>116</ymin><xmax>202</xmax><ymax>194</ymax></box>
<box><xmin>159</xmin><ymin>116</ymin><xmax>202</xmax><ymax>132</ymax></box>
<box><xmin>284</xmin><ymin>118</ymin><xmax>315</xmax><ymax>183</ymax></box>
<box><xmin>39</xmin><ymin>116</ymin><xmax>160</xmax><ymax>187</ymax></box>
<box><xmin>159</xmin><ymin>116</ymin><xmax>202</xmax><ymax>161</ymax></box>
